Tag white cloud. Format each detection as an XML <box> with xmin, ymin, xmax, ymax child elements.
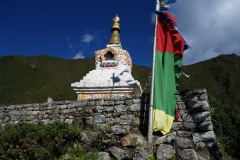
<box><xmin>161</xmin><ymin>0</ymin><xmax>240</xmax><ymax>65</ymax></box>
<box><xmin>73</xmin><ymin>52</ymin><xmax>85</xmax><ymax>59</ymax></box>
<box><xmin>82</xmin><ymin>34</ymin><xmax>94</xmax><ymax>43</ymax></box>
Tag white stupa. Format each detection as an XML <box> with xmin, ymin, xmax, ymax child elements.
<box><xmin>71</xmin><ymin>15</ymin><xmax>142</xmax><ymax>100</ymax></box>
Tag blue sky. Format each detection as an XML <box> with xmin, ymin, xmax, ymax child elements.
<box><xmin>1</xmin><ymin>0</ymin><xmax>240</xmax><ymax>67</ymax></box>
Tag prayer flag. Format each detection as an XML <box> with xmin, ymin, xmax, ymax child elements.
<box><xmin>152</xmin><ymin>11</ymin><xmax>185</xmax><ymax>135</ymax></box>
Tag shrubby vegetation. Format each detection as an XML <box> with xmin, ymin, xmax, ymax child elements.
<box><xmin>209</xmin><ymin>96</ymin><xmax>240</xmax><ymax>158</ymax></box>
<box><xmin>0</xmin><ymin>121</ymin><xmax>98</xmax><ymax>160</ymax></box>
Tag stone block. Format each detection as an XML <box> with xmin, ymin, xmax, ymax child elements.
<box><xmin>88</xmin><ymin>101</ymin><xmax>95</xmax><ymax>106</ymax></box>
<box><xmin>120</xmin><ymin>96</ymin><xmax>127</xmax><ymax>101</ymax></box>
<box><xmin>8</xmin><ymin>110</ymin><xmax>18</xmax><ymax>116</ymax></box>
<box><xmin>179</xmin><ymin>110</ymin><xmax>187</xmax><ymax>116</ymax></box>
<box><xmin>11</xmin><ymin>115</ymin><xmax>20</xmax><ymax>121</ymax></box>
<box><xmin>112</xmin><ymin>112</ymin><xmax>121</xmax><ymax>117</ymax></box>
<box><xmin>193</xmin><ymin>131</ymin><xmax>216</xmax><ymax>144</ymax></box>
<box><xmin>95</xmin><ymin>99</ymin><xmax>104</xmax><ymax>106</ymax></box>
<box><xmin>186</xmin><ymin>101</ymin><xmax>209</xmax><ymax>112</ymax></box>
<box><xmin>111</xmin><ymin>125</ymin><xmax>123</xmax><ymax>134</ymax></box>
<box><xmin>133</xmin><ymin>99</ymin><xmax>140</xmax><ymax>104</ymax></box>
<box><xmin>32</xmin><ymin>111</ymin><xmax>40</xmax><ymax>115</ymax></box>
<box><xmin>177</xmin><ymin>131</ymin><xmax>192</xmax><ymax>137</ymax></box>
<box><xmin>95</xmin><ymin>105</ymin><xmax>103</xmax><ymax>111</ymax></box>
<box><xmin>49</xmin><ymin>109</ymin><xmax>59</xmax><ymax>119</ymax></box>
<box><xmin>98</xmin><ymin>152</ymin><xmax>111</xmax><ymax>160</ymax></box>
<box><xmin>59</xmin><ymin>114</ymin><xmax>65</xmax><ymax>119</ymax></box>
<box><xmin>182</xmin><ymin>111</ymin><xmax>211</xmax><ymax>123</ymax></box>
<box><xmin>134</xmin><ymin>148</ymin><xmax>153</xmax><ymax>160</ymax></box>
<box><xmin>175</xmin><ymin>94</ymin><xmax>183</xmax><ymax>102</ymax></box>
<box><xmin>172</xmin><ymin>122</ymin><xmax>184</xmax><ymax>131</ymax></box>
<box><xmin>3</xmin><ymin>116</ymin><xmax>10</xmax><ymax>123</ymax></box>
<box><xmin>60</xmin><ymin>109</ymin><xmax>70</xmax><ymax>114</ymax></box>
<box><xmin>70</xmin><ymin>108</ymin><xmax>77</xmax><ymax>112</ymax></box>
<box><xmin>94</xmin><ymin>115</ymin><xmax>105</xmax><ymax>124</ymax></box>
<box><xmin>33</xmin><ymin>107</ymin><xmax>39</xmax><ymax>111</ymax></box>
<box><xmin>37</xmin><ymin>114</ymin><xmax>43</xmax><ymax>120</ymax></box>
<box><xmin>124</xmin><ymin>99</ymin><xmax>133</xmax><ymax>105</ymax></box>
<box><xmin>119</xmin><ymin>114</ymin><xmax>133</xmax><ymax>124</ymax></box>
<box><xmin>121</xmin><ymin>134</ymin><xmax>144</xmax><ymax>147</ymax></box>
<box><xmin>104</xmin><ymin>101</ymin><xmax>114</xmax><ymax>106</ymax></box>
<box><xmin>93</xmin><ymin>124</ymin><xmax>100</xmax><ymax>130</ymax></box>
<box><xmin>108</xmin><ymin>146</ymin><xmax>130</xmax><ymax>160</ymax></box>
<box><xmin>177</xmin><ymin>102</ymin><xmax>186</xmax><ymax>110</ymax></box>
<box><xmin>183</xmin><ymin>122</ymin><xmax>198</xmax><ymax>131</ymax></box>
<box><xmin>20</xmin><ymin>110</ymin><xmax>27</xmax><ymax>116</ymax></box>
<box><xmin>60</xmin><ymin>105</ymin><xmax>68</xmax><ymax>109</ymax></box>
<box><xmin>120</xmin><ymin>114</ymin><xmax>133</xmax><ymax>119</ymax></box>
<box><xmin>103</xmin><ymin>106</ymin><xmax>114</xmax><ymax>112</ymax></box>
<box><xmin>43</xmin><ymin>114</ymin><xmax>48</xmax><ymax>119</ymax></box>
<box><xmin>115</xmin><ymin>101</ymin><xmax>124</xmax><ymax>104</ymax></box>
<box><xmin>156</xmin><ymin>144</ymin><xmax>175</xmax><ymax>160</ymax></box>
<box><xmin>84</xmin><ymin>117</ymin><xmax>93</xmax><ymax>125</ymax></box>
<box><xmin>110</xmin><ymin>96</ymin><xmax>121</xmax><ymax>101</ymax></box>
<box><xmin>32</xmin><ymin>119</ymin><xmax>39</xmax><ymax>124</ymax></box>
<box><xmin>192</xmin><ymin>89</ymin><xmax>207</xmax><ymax>94</ymax></box>
<box><xmin>16</xmin><ymin>105</ymin><xmax>23</xmax><ymax>110</ymax></box>
<box><xmin>106</xmin><ymin>118</ymin><xmax>114</xmax><ymax>124</ymax></box>
<box><xmin>27</xmin><ymin>115</ymin><xmax>35</xmax><ymax>121</ymax></box>
<box><xmin>74</xmin><ymin>117</ymin><xmax>83</xmax><ymax>125</ymax></box>
<box><xmin>199</xmin><ymin>93</ymin><xmax>208</xmax><ymax>101</ymax></box>
<box><xmin>105</xmin><ymin>113</ymin><xmax>112</xmax><ymax>117</ymax></box>
<box><xmin>8</xmin><ymin>105</ymin><xmax>15</xmax><ymax>110</ymax></box>
<box><xmin>41</xmin><ymin>119</ymin><xmax>50</xmax><ymax>124</ymax></box>
<box><xmin>176</xmin><ymin>137</ymin><xmax>193</xmax><ymax>149</ymax></box>
<box><xmin>119</xmin><ymin>119</ymin><xmax>132</xmax><ymax>125</ymax></box>
<box><xmin>114</xmin><ymin>104</ymin><xmax>127</xmax><ymax>112</ymax></box>
<box><xmin>130</xmin><ymin>103</ymin><xmax>140</xmax><ymax>111</ymax></box>
<box><xmin>196</xmin><ymin>141</ymin><xmax>215</xmax><ymax>149</ymax></box>
<box><xmin>132</xmin><ymin>118</ymin><xmax>140</xmax><ymax>125</ymax></box>
<box><xmin>26</xmin><ymin>111</ymin><xmax>32</xmax><ymax>115</ymax></box>
<box><xmin>67</xmin><ymin>101</ymin><xmax>87</xmax><ymax>108</ymax></box>
<box><xmin>77</xmin><ymin>107</ymin><xmax>82</xmax><ymax>111</ymax></box>
<box><xmin>178</xmin><ymin>149</ymin><xmax>198</xmax><ymax>160</ymax></box>
<box><xmin>46</xmin><ymin>105</ymin><xmax>53</xmax><ymax>110</ymax></box>
<box><xmin>199</xmin><ymin>121</ymin><xmax>213</xmax><ymax>131</ymax></box>
<box><xmin>184</xmin><ymin>94</ymin><xmax>198</xmax><ymax>102</ymax></box>
<box><xmin>0</xmin><ymin>113</ymin><xmax>4</xmax><ymax>119</ymax></box>
<box><xmin>65</xmin><ymin>119</ymin><xmax>73</xmax><ymax>125</ymax></box>
<box><xmin>155</xmin><ymin>132</ymin><xmax>176</xmax><ymax>144</ymax></box>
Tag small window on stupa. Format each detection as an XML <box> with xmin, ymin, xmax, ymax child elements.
<box><xmin>104</xmin><ymin>51</ymin><xmax>114</xmax><ymax>61</ymax></box>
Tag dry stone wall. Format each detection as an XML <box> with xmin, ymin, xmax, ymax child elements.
<box><xmin>0</xmin><ymin>89</ymin><xmax>222</xmax><ymax>160</ymax></box>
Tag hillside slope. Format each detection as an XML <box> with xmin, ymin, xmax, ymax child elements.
<box><xmin>180</xmin><ymin>53</ymin><xmax>240</xmax><ymax>107</ymax></box>
<box><xmin>0</xmin><ymin>55</ymin><xmax>151</xmax><ymax>104</ymax></box>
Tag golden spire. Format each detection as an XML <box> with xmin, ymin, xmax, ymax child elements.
<box><xmin>109</xmin><ymin>15</ymin><xmax>121</xmax><ymax>44</ymax></box>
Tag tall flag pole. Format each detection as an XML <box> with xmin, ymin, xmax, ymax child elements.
<box><xmin>147</xmin><ymin>0</ymin><xmax>159</xmax><ymax>143</ymax></box>
<box><xmin>148</xmin><ymin>0</ymin><xmax>189</xmax><ymax>142</ymax></box>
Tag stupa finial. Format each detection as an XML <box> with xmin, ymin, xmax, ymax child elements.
<box><xmin>109</xmin><ymin>15</ymin><xmax>121</xmax><ymax>44</ymax></box>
